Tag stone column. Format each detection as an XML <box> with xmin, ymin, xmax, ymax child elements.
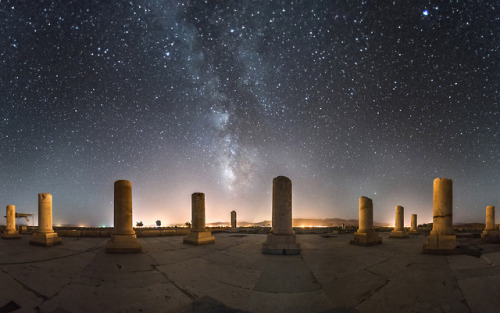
<box><xmin>350</xmin><ymin>197</ymin><xmax>382</xmax><ymax>246</ymax></box>
<box><xmin>183</xmin><ymin>193</ymin><xmax>215</xmax><ymax>245</ymax></box>
<box><xmin>390</xmin><ymin>205</ymin><xmax>408</xmax><ymax>238</ymax></box>
<box><xmin>231</xmin><ymin>210</ymin><xmax>237</xmax><ymax>228</ymax></box>
<box><xmin>262</xmin><ymin>176</ymin><xmax>301</xmax><ymax>254</ymax></box>
<box><xmin>423</xmin><ymin>178</ymin><xmax>457</xmax><ymax>253</ymax></box>
<box><xmin>30</xmin><ymin>193</ymin><xmax>61</xmax><ymax>246</ymax></box>
<box><xmin>408</xmin><ymin>214</ymin><xmax>418</xmax><ymax>235</ymax></box>
<box><xmin>106</xmin><ymin>180</ymin><xmax>142</xmax><ymax>253</ymax></box>
<box><xmin>2</xmin><ymin>205</ymin><xmax>21</xmax><ymax>239</ymax></box>
<box><xmin>481</xmin><ymin>206</ymin><xmax>499</xmax><ymax>242</ymax></box>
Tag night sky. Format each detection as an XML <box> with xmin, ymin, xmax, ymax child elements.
<box><xmin>1</xmin><ymin>1</ymin><xmax>498</xmax><ymax>227</ymax></box>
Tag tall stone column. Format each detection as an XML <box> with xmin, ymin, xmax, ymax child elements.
<box><xmin>408</xmin><ymin>214</ymin><xmax>418</xmax><ymax>235</ymax></box>
<box><xmin>390</xmin><ymin>205</ymin><xmax>408</xmax><ymax>238</ymax></box>
<box><xmin>231</xmin><ymin>210</ymin><xmax>237</xmax><ymax>228</ymax></box>
<box><xmin>184</xmin><ymin>193</ymin><xmax>215</xmax><ymax>245</ymax></box>
<box><xmin>481</xmin><ymin>206</ymin><xmax>499</xmax><ymax>242</ymax></box>
<box><xmin>350</xmin><ymin>197</ymin><xmax>382</xmax><ymax>246</ymax></box>
<box><xmin>2</xmin><ymin>205</ymin><xmax>21</xmax><ymax>239</ymax></box>
<box><xmin>30</xmin><ymin>193</ymin><xmax>61</xmax><ymax>246</ymax></box>
<box><xmin>423</xmin><ymin>178</ymin><xmax>457</xmax><ymax>254</ymax></box>
<box><xmin>106</xmin><ymin>180</ymin><xmax>142</xmax><ymax>253</ymax></box>
<box><xmin>262</xmin><ymin>176</ymin><xmax>301</xmax><ymax>254</ymax></box>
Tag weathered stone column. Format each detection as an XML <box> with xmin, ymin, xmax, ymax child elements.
<box><xmin>408</xmin><ymin>214</ymin><xmax>418</xmax><ymax>235</ymax></box>
<box><xmin>231</xmin><ymin>210</ymin><xmax>237</xmax><ymax>228</ymax></box>
<box><xmin>2</xmin><ymin>205</ymin><xmax>21</xmax><ymax>239</ymax></box>
<box><xmin>183</xmin><ymin>193</ymin><xmax>215</xmax><ymax>245</ymax></box>
<box><xmin>481</xmin><ymin>206</ymin><xmax>499</xmax><ymax>242</ymax></box>
<box><xmin>262</xmin><ymin>176</ymin><xmax>301</xmax><ymax>254</ymax></box>
<box><xmin>106</xmin><ymin>180</ymin><xmax>142</xmax><ymax>253</ymax></box>
<box><xmin>350</xmin><ymin>197</ymin><xmax>382</xmax><ymax>246</ymax></box>
<box><xmin>390</xmin><ymin>205</ymin><xmax>408</xmax><ymax>238</ymax></box>
<box><xmin>30</xmin><ymin>193</ymin><xmax>61</xmax><ymax>246</ymax></box>
<box><xmin>423</xmin><ymin>178</ymin><xmax>457</xmax><ymax>253</ymax></box>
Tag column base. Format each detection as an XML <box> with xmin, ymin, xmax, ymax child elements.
<box><xmin>2</xmin><ymin>230</ymin><xmax>21</xmax><ymax>239</ymax></box>
<box><xmin>481</xmin><ymin>230</ymin><xmax>500</xmax><ymax>243</ymax></box>
<box><xmin>390</xmin><ymin>230</ymin><xmax>409</xmax><ymax>238</ymax></box>
<box><xmin>183</xmin><ymin>231</ymin><xmax>215</xmax><ymax>245</ymax></box>
<box><xmin>106</xmin><ymin>234</ymin><xmax>142</xmax><ymax>253</ymax></box>
<box><xmin>29</xmin><ymin>232</ymin><xmax>62</xmax><ymax>246</ymax></box>
<box><xmin>423</xmin><ymin>235</ymin><xmax>457</xmax><ymax>254</ymax></box>
<box><xmin>408</xmin><ymin>229</ymin><xmax>418</xmax><ymax>235</ymax></box>
<box><xmin>350</xmin><ymin>230</ymin><xmax>382</xmax><ymax>246</ymax></box>
<box><xmin>262</xmin><ymin>234</ymin><xmax>301</xmax><ymax>255</ymax></box>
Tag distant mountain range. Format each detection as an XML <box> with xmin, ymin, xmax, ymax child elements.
<box><xmin>206</xmin><ymin>218</ymin><xmax>389</xmax><ymax>227</ymax></box>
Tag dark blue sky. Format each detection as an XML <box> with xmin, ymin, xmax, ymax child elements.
<box><xmin>1</xmin><ymin>1</ymin><xmax>498</xmax><ymax>226</ymax></box>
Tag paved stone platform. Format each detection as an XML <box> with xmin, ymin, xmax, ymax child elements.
<box><xmin>1</xmin><ymin>233</ymin><xmax>499</xmax><ymax>313</ymax></box>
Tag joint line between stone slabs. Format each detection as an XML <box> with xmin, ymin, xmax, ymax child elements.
<box><xmin>0</xmin><ymin>241</ymin><xmax>104</xmax><ymax>265</ymax></box>
<box><xmin>0</xmin><ymin>265</ymin><xmax>47</xmax><ymax>302</ymax></box>
<box><xmin>445</xmin><ymin>256</ymin><xmax>473</xmax><ymax>313</ymax></box>
<box><xmin>145</xmin><ymin>253</ymin><xmax>198</xmax><ymax>301</ymax></box>
<box><xmin>354</xmin><ymin>257</ymin><xmax>391</xmax><ymax>307</ymax></box>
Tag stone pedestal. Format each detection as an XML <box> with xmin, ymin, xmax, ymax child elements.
<box><xmin>2</xmin><ymin>205</ymin><xmax>21</xmax><ymax>239</ymax></box>
<box><xmin>350</xmin><ymin>197</ymin><xmax>382</xmax><ymax>246</ymax></box>
<box><xmin>481</xmin><ymin>206</ymin><xmax>499</xmax><ymax>243</ymax></box>
<box><xmin>30</xmin><ymin>194</ymin><xmax>62</xmax><ymax>246</ymax></box>
<box><xmin>262</xmin><ymin>176</ymin><xmax>301</xmax><ymax>254</ymax></box>
<box><xmin>390</xmin><ymin>205</ymin><xmax>408</xmax><ymax>238</ymax></box>
<box><xmin>184</xmin><ymin>193</ymin><xmax>215</xmax><ymax>245</ymax></box>
<box><xmin>408</xmin><ymin>214</ymin><xmax>418</xmax><ymax>235</ymax></box>
<box><xmin>106</xmin><ymin>180</ymin><xmax>142</xmax><ymax>253</ymax></box>
<box><xmin>231</xmin><ymin>210</ymin><xmax>237</xmax><ymax>228</ymax></box>
<box><xmin>423</xmin><ymin>178</ymin><xmax>457</xmax><ymax>254</ymax></box>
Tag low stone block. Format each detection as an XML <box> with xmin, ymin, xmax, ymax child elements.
<box><xmin>408</xmin><ymin>230</ymin><xmax>418</xmax><ymax>235</ymax></box>
<box><xmin>350</xmin><ymin>230</ymin><xmax>382</xmax><ymax>246</ymax></box>
<box><xmin>81</xmin><ymin>230</ymin><xmax>101</xmax><ymax>237</ymax></box>
<box><xmin>100</xmin><ymin>230</ymin><xmax>112</xmax><ymax>237</ymax></box>
<box><xmin>57</xmin><ymin>230</ymin><xmax>82</xmax><ymax>237</ymax></box>
<box><xmin>29</xmin><ymin>232</ymin><xmax>62</xmax><ymax>246</ymax></box>
<box><xmin>105</xmin><ymin>234</ymin><xmax>142</xmax><ymax>253</ymax></box>
<box><xmin>390</xmin><ymin>230</ymin><xmax>409</xmax><ymax>238</ymax></box>
<box><xmin>2</xmin><ymin>229</ymin><xmax>21</xmax><ymax>239</ymax></box>
<box><xmin>423</xmin><ymin>235</ymin><xmax>457</xmax><ymax>254</ymax></box>
<box><xmin>481</xmin><ymin>230</ymin><xmax>500</xmax><ymax>243</ymax></box>
<box><xmin>137</xmin><ymin>230</ymin><xmax>160</xmax><ymax>237</ymax></box>
<box><xmin>262</xmin><ymin>234</ymin><xmax>301</xmax><ymax>255</ymax></box>
<box><xmin>183</xmin><ymin>231</ymin><xmax>215</xmax><ymax>245</ymax></box>
<box><xmin>160</xmin><ymin>230</ymin><xmax>177</xmax><ymax>236</ymax></box>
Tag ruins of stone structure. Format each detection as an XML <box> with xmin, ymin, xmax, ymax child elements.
<box><xmin>231</xmin><ymin>210</ymin><xmax>237</xmax><ymax>228</ymax></box>
<box><xmin>423</xmin><ymin>178</ymin><xmax>457</xmax><ymax>254</ymax></box>
<box><xmin>481</xmin><ymin>206</ymin><xmax>499</xmax><ymax>243</ymax></box>
<box><xmin>262</xmin><ymin>176</ymin><xmax>301</xmax><ymax>254</ymax></box>
<box><xmin>2</xmin><ymin>205</ymin><xmax>21</xmax><ymax>239</ymax></box>
<box><xmin>390</xmin><ymin>205</ymin><xmax>408</xmax><ymax>238</ymax></box>
<box><xmin>408</xmin><ymin>214</ymin><xmax>418</xmax><ymax>235</ymax></box>
<box><xmin>105</xmin><ymin>180</ymin><xmax>142</xmax><ymax>253</ymax></box>
<box><xmin>350</xmin><ymin>196</ymin><xmax>382</xmax><ymax>246</ymax></box>
<box><xmin>29</xmin><ymin>193</ymin><xmax>62</xmax><ymax>246</ymax></box>
<box><xmin>183</xmin><ymin>193</ymin><xmax>215</xmax><ymax>245</ymax></box>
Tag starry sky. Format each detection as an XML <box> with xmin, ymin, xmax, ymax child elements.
<box><xmin>1</xmin><ymin>1</ymin><xmax>498</xmax><ymax>227</ymax></box>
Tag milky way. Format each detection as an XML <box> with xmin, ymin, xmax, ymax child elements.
<box><xmin>1</xmin><ymin>1</ymin><xmax>498</xmax><ymax>226</ymax></box>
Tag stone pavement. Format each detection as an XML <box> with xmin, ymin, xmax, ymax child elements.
<box><xmin>0</xmin><ymin>233</ymin><xmax>499</xmax><ymax>313</ymax></box>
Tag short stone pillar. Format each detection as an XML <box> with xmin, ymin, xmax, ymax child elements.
<box><xmin>106</xmin><ymin>180</ymin><xmax>142</xmax><ymax>253</ymax></box>
<box><xmin>183</xmin><ymin>193</ymin><xmax>215</xmax><ymax>245</ymax></box>
<box><xmin>390</xmin><ymin>205</ymin><xmax>408</xmax><ymax>238</ymax></box>
<box><xmin>481</xmin><ymin>206</ymin><xmax>499</xmax><ymax>242</ymax></box>
<box><xmin>231</xmin><ymin>210</ymin><xmax>237</xmax><ymax>228</ymax></box>
<box><xmin>30</xmin><ymin>193</ymin><xmax>62</xmax><ymax>246</ymax></box>
<box><xmin>262</xmin><ymin>176</ymin><xmax>301</xmax><ymax>254</ymax></box>
<box><xmin>350</xmin><ymin>197</ymin><xmax>382</xmax><ymax>246</ymax></box>
<box><xmin>408</xmin><ymin>214</ymin><xmax>418</xmax><ymax>235</ymax></box>
<box><xmin>423</xmin><ymin>178</ymin><xmax>457</xmax><ymax>254</ymax></box>
<box><xmin>2</xmin><ymin>205</ymin><xmax>21</xmax><ymax>239</ymax></box>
